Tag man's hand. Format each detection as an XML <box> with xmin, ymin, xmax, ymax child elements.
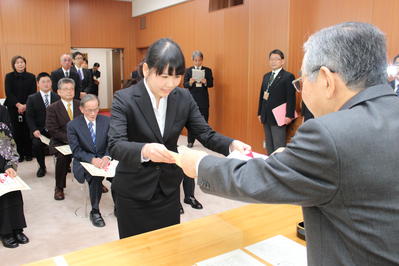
<box><xmin>258</xmin><ymin>115</ymin><xmax>261</xmax><ymax>122</ymax></box>
<box><xmin>100</xmin><ymin>156</ymin><xmax>110</xmax><ymax>169</ymax></box>
<box><xmin>33</xmin><ymin>130</ymin><xmax>41</xmax><ymax>139</ymax></box>
<box><xmin>189</xmin><ymin>78</ymin><xmax>196</xmax><ymax>86</ymax></box>
<box><xmin>142</xmin><ymin>143</ymin><xmax>176</xmax><ymax>164</ymax></box>
<box><xmin>179</xmin><ymin>149</ymin><xmax>208</xmax><ymax>178</ymax></box>
<box><xmin>229</xmin><ymin>140</ymin><xmax>251</xmax><ymax>153</ymax></box>
<box><xmin>5</xmin><ymin>168</ymin><xmax>17</xmax><ymax>178</ymax></box>
<box><xmin>200</xmin><ymin>78</ymin><xmax>207</xmax><ymax>85</ymax></box>
<box><xmin>285</xmin><ymin>117</ymin><xmax>293</xmax><ymax>125</ymax></box>
<box><xmin>272</xmin><ymin>147</ymin><xmax>285</xmax><ymax>155</ymax></box>
<box><xmin>91</xmin><ymin>157</ymin><xmax>103</xmax><ymax>168</ymax></box>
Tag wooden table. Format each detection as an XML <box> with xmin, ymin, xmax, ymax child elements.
<box><xmin>26</xmin><ymin>204</ymin><xmax>304</xmax><ymax>266</ymax></box>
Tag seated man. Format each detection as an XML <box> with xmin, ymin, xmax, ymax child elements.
<box><xmin>26</xmin><ymin>72</ymin><xmax>60</xmax><ymax>177</ymax></box>
<box><xmin>67</xmin><ymin>94</ymin><xmax>110</xmax><ymax>227</ymax></box>
<box><xmin>46</xmin><ymin>78</ymin><xmax>82</xmax><ymax>200</ymax></box>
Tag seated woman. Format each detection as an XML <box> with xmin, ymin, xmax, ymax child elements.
<box><xmin>0</xmin><ymin>104</ymin><xmax>29</xmax><ymax>248</ymax></box>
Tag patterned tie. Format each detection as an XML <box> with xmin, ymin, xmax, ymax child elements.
<box><xmin>396</xmin><ymin>84</ymin><xmax>399</xmax><ymax>96</ymax></box>
<box><xmin>65</xmin><ymin>71</ymin><xmax>69</xmax><ymax>78</ymax></box>
<box><xmin>78</xmin><ymin>69</ymin><xmax>84</xmax><ymax>80</ymax></box>
<box><xmin>67</xmin><ymin>103</ymin><xmax>73</xmax><ymax>120</ymax></box>
<box><xmin>44</xmin><ymin>94</ymin><xmax>49</xmax><ymax>108</ymax></box>
<box><xmin>88</xmin><ymin>122</ymin><xmax>96</xmax><ymax>146</ymax></box>
<box><xmin>267</xmin><ymin>72</ymin><xmax>275</xmax><ymax>89</ymax></box>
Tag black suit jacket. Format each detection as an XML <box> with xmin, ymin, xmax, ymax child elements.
<box><xmin>26</xmin><ymin>91</ymin><xmax>60</xmax><ymax>137</ymax></box>
<box><xmin>67</xmin><ymin>115</ymin><xmax>110</xmax><ymax>183</ymax></box>
<box><xmin>257</xmin><ymin>68</ymin><xmax>296</xmax><ymax>125</ymax></box>
<box><xmin>183</xmin><ymin>66</ymin><xmax>213</xmax><ymax>109</ymax></box>
<box><xmin>108</xmin><ymin>80</ymin><xmax>233</xmax><ymax>201</ymax></box>
<box><xmin>72</xmin><ymin>66</ymin><xmax>92</xmax><ymax>94</ymax></box>
<box><xmin>46</xmin><ymin>99</ymin><xmax>82</xmax><ymax>147</ymax></box>
<box><xmin>50</xmin><ymin>67</ymin><xmax>82</xmax><ymax>99</ymax></box>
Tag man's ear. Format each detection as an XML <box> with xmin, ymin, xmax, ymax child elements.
<box><xmin>319</xmin><ymin>66</ymin><xmax>335</xmax><ymax>99</ymax></box>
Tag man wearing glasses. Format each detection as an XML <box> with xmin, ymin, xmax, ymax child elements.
<box><xmin>257</xmin><ymin>49</ymin><xmax>296</xmax><ymax>155</ymax></box>
<box><xmin>180</xmin><ymin>22</ymin><xmax>399</xmax><ymax>265</ymax></box>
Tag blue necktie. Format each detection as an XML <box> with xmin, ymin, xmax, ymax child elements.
<box><xmin>44</xmin><ymin>94</ymin><xmax>49</xmax><ymax>108</ymax></box>
<box><xmin>88</xmin><ymin>122</ymin><xmax>96</xmax><ymax>146</ymax></box>
<box><xmin>78</xmin><ymin>69</ymin><xmax>84</xmax><ymax>80</ymax></box>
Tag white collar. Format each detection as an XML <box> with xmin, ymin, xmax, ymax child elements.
<box><xmin>143</xmin><ymin>78</ymin><xmax>168</xmax><ymax>109</ymax></box>
<box><xmin>272</xmin><ymin>67</ymin><xmax>282</xmax><ymax>76</ymax></box>
<box><xmin>84</xmin><ymin>116</ymin><xmax>95</xmax><ymax>126</ymax></box>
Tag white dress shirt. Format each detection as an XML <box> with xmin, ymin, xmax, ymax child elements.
<box><xmin>84</xmin><ymin>116</ymin><xmax>96</xmax><ymax>135</ymax></box>
<box><xmin>62</xmin><ymin>67</ymin><xmax>70</xmax><ymax>78</ymax></box>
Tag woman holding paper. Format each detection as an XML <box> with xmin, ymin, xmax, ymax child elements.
<box><xmin>108</xmin><ymin>38</ymin><xmax>250</xmax><ymax>238</ymax></box>
<box><xmin>0</xmin><ymin>105</ymin><xmax>29</xmax><ymax>248</ymax></box>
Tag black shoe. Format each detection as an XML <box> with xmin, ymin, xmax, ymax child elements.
<box><xmin>36</xmin><ymin>167</ymin><xmax>46</xmax><ymax>177</ymax></box>
<box><xmin>25</xmin><ymin>156</ymin><xmax>33</xmax><ymax>161</ymax></box>
<box><xmin>14</xmin><ymin>231</ymin><xmax>29</xmax><ymax>244</ymax></box>
<box><xmin>179</xmin><ymin>203</ymin><xmax>184</xmax><ymax>214</ymax></box>
<box><xmin>183</xmin><ymin>196</ymin><xmax>203</xmax><ymax>209</ymax></box>
<box><xmin>67</xmin><ymin>166</ymin><xmax>71</xmax><ymax>173</ymax></box>
<box><xmin>1</xmin><ymin>234</ymin><xmax>19</xmax><ymax>248</ymax></box>
<box><xmin>90</xmin><ymin>211</ymin><xmax>105</xmax><ymax>227</ymax></box>
<box><xmin>18</xmin><ymin>157</ymin><xmax>24</xmax><ymax>163</ymax></box>
<box><xmin>187</xmin><ymin>143</ymin><xmax>194</xmax><ymax>148</ymax></box>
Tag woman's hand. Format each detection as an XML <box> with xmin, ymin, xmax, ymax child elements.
<box><xmin>5</xmin><ymin>168</ymin><xmax>17</xmax><ymax>178</ymax></box>
<box><xmin>142</xmin><ymin>143</ymin><xmax>176</xmax><ymax>164</ymax></box>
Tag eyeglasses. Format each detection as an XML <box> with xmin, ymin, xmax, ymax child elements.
<box><xmin>292</xmin><ymin>77</ymin><xmax>302</xmax><ymax>92</ymax></box>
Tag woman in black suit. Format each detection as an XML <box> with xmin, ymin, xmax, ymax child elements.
<box><xmin>4</xmin><ymin>56</ymin><xmax>36</xmax><ymax>162</ymax></box>
<box><xmin>0</xmin><ymin>105</ymin><xmax>29</xmax><ymax>248</ymax></box>
<box><xmin>108</xmin><ymin>38</ymin><xmax>249</xmax><ymax>238</ymax></box>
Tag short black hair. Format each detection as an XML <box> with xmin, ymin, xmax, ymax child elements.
<box><xmin>93</xmin><ymin>62</ymin><xmax>100</xmax><ymax>67</ymax></box>
<box><xmin>269</xmin><ymin>49</ymin><xmax>285</xmax><ymax>59</ymax></box>
<box><xmin>393</xmin><ymin>55</ymin><xmax>399</xmax><ymax>64</ymax></box>
<box><xmin>145</xmin><ymin>38</ymin><xmax>185</xmax><ymax>76</ymax></box>
<box><xmin>72</xmin><ymin>51</ymin><xmax>83</xmax><ymax>59</ymax></box>
<box><xmin>36</xmin><ymin>72</ymin><xmax>51</xmax><ymax>82</ymax></box>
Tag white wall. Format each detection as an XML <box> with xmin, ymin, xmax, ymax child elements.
<box><xmin>71</xmin><ymin>48</ymin><xmax>113</xmax><ymax>109</ymax></box>
<box><xmin>132</xmin><ymin>0</ymin><xmax>191</xmax><ymax>17</ymax></box>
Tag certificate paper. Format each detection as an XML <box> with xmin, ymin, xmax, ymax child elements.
<box><xmin>55</xmin><ymin>145</ymin><xmax>72</xmax><ymax>155</ymax></box>
<box><xmin>39</xmin><ymin>135</ymin><xmax>50</xmax><ymax>145</ymax></box>
<box><xmin>196</xmin><ymin>249</ymin><xmax>264</xmax><ymax>266</ymax></box>
<box><xmin>0</xmin><ymin>174</ymin><xmax>31</xmax><ymax>197</ymax></box>
<box><xmin>192</xmin><ymin>69</ymin><xmax>205</xmax><ymax>82</ymax></box>
<box><xmin>80</xmin><ymin>160</ymin><xmax>119</xmax><ymax>177</ymax></box>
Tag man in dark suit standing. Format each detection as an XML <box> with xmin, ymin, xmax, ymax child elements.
<box><xmin>258</xmin><ymin>49</ymin><xmax>296</xmax><ymax>155</ymax></box>
<box><xmin>26</xmin><ymin>72</ymin><xmax>60</xmax><ymax>177</ymax></box>
<box><xmin>90</xmin><ymin>63</ymin><xmax>101</xmax><ymax>96</ymax></box>
<box><xmin>72</xmin><ymin>51</ymin><xmax>92</xmax><ymax>95</ymax></box>
<box><xmin>389</xmin><ymin>55</ymin><xmax>399</xmax><ymax>94</ymax></box>
<box><xmin>67</xmin><ymin>94</ymin><xmax>110</xmax><ymax>227</ymax></box>
<box><xmin>46</xmin><ymin>78</ymin><xmax>82</xmax><ymax>200</ymax></box>
<box><xmin>50</xmin><ymin>54</ymin><xmax>82</xmax><ymax>99</ymax></box>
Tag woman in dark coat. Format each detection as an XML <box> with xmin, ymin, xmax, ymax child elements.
<box><xmin>4</xmin><ymin>56</ymin><xmax>36</xmax><ymax>162</ymax></box>
<box><xmin>0</xmin><ymin>104</ymin><xmax>29</xmax><ymax>248</ymax></box>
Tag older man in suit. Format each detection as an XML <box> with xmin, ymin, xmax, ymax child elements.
<box><xmin>258</xmin><ymin>49</ymin><xmax>296</xmax><ymax>155</ymax></box>
<box><xmin>50</xmin><ymin>54</ymin><xmax>82</xmax><ymax>99</ymax></box>
<box><xmin>46</xmin><ymin>78</ymin><xmax>82</xmax><ymax>200</ymax></box>
<box><xmin>67</xmin><ymin>94</ymin><xmax>110</xmax><ymax>227</ymax></box>
<box><xmin>72</xmin><ymin>51</ymin><xmax>92</xmax><ymax>95</ymax></box>
<box><xmin>180</xmin><ymin>22</ymin><xmax>399</xmax><ymax>265</ymax></box>
<box><xmin>26</xmin><ymin>72</ymin><xmax>60</xmax><ymax>177</ymax></box>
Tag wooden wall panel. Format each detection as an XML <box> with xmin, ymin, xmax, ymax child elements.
<box><xmin>0</xmin><ymin>0</ymin><xmax>71</xmax><ymax>98</ymax></box>
<box><xmin>70</xmin><ymin>0</ymin><xmax>136</xmax><ymax>80</ymax></box>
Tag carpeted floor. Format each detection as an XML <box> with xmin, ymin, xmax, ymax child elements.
<box><xmin>0</xmin><ymin>135</ymin><xmax>246</xmax><ymax>266</ymax></box>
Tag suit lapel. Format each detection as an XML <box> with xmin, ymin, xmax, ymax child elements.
<box><xmin>36</xmin><ymin>92</ymin><xmax>46</xmax><ymax>110</ymax></box>
<box><xmin>133</xmin><ymin>82</ymin><xmax>163</xmax><ymax>142</ymax></box>
<box><xmin>163</xmin><ymin>89</ymin><xmax>177</xmax><ymax>141</ymax></box>
<box><xmin>57</xmin><ymin>100</ymin><xmax>70</xmax><ymax>124</ymax></box>
<box><xmin>269</xmin><ymin>69</ymin><xmax>284</xmax><ymax>90</ymax></box>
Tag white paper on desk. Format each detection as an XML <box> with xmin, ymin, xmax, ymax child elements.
<box><xmin>80</xmin><ymin>160</ymin><xmax>119</xmax><ymax>177</ymax></box>
<box><xmin>196</xmin><ymin>249</ymin><xmax>264</xmax><ymax>266</ymax></box>
<box><xmin>227</xmin><ymin>150</ymin><xmax>268</xmax><ymax>161</ymax></box>
<box><xmin>245</xmin><ymin>235</ymin><xmax>307</xmax><ymax>266</ymax></box>
<box><xmin>192</xmin><ymin>69</ymin><xmax>205</xmax><ymax>82</ymax></box>
<box><xmin>0</xmin><ymin>174</ymin><xmax>31</xmax><ymax>197</ymax></box>
<box><xmin>39</xmin><ymin>135</ymin><xmax>50</xmax><ymax>145</ymax></box>
<box><xmin>55</xmin><ymin>145</ymin><xmax>72</xmax><ymax>155</ymax></box>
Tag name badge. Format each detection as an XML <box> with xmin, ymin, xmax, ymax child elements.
<box><xmin>263</xmin><ymin>91</ymin><xmax>270</xmax><ymax>100</ymax></box>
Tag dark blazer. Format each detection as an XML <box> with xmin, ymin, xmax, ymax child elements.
<box><xmin>4</xmin><ymin>71</ymin><xmax>36</xmax><ymax>116</ymax></box>
<box><xmin>46</xmin><ymin>99</ymin><xmax>81</xmax><ymax>147</ymax></box>
<box><xmin>67</xmin><ymin>115</ymin><xmax>110</xmax><ymax>183</ymax></box>
<box><xmin>50</xmin><ymin>67</ymin><xmax>81</xmax><ymax>99</ymax></box>
<box><xmin>183</xmin><ymin>66</ymin><xmax>213</xmax><ymax>109</ymax></box>
<box><xmin>257</xmin><ymin>69</ymin><xmax>296</xmax><ymax>125</ymax></box>
<box><xmin>108</xmin><ymin>80</ymin><xmax>233</xmax><ymax>201</ymax></box>
<box><xmin>72</xmin><ymin>66</ymin><xmax>92</xmax><ymax>94</ymax></box>
<box><xmin>26</xmin><ymin>91</ymin><xmax>60</xmax><ymax>136</ymax></box>
<box><xmin>90</xmin><ymin>69</ymin><xmax>101</xmax><ymax>96</ymax></box>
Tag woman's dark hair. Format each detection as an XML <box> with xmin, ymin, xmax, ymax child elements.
<box><xmin>11</xmin><ymin>55</ymin><xmax>27</xmax><ymax>72</ymax></box>
<box><xmin>36</xmin><ymin>72</ymin><xmax>51</xmax><ymax>82</ymax></box>
<box><xmin>145</xmin><ymin>38</ymin><xmax>185</xmax><ymax>76</ymax></box>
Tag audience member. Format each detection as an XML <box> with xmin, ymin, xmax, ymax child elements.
<box><xmin>50</xmin><ymin>54</ymin><xmax>82</xmax><ymax>99</ymax></box>
<box><xmin>90</xmin><ymin>63</ymin><xmax>101</xmax><ymax>96</ymax></box>
<box><xmin>72</xmin><ymin>52</ymin><xmax>92</xmax><ymax>96</ymax></box>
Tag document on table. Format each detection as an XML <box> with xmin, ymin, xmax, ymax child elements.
<box><xmin>227</xmin><ymin>150</ymin><xmax>268</xmax><ymax>161</ymax></box>
<box><xmin>244</xmin><ymin>235</ymin><xmax>307</xmax><ymax>266</ymax></box>
<box><xmin>0</xmin><ymin>174</ymin><xmax>31</xmax><ymax>197</ymax></box>
<box><xmin>55</xmin><ymin>145</ymin><xmax>72</xmax><ymax>155</ymax></box>
<box><xmin>80</xmin><ymin>160</ymin><xmax>119</xmax><ymax>177</ymax></box>
<box><xmin>39</xmin><ymin>135</ymin><xmax>50</xmax><ymax>145</ymax></box>
<box><xmin>195</xmin><ymin>249</ymin><xmax>264</xmax><ymax>266</ymax></box>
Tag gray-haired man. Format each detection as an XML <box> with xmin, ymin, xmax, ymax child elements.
<box><xmin>180</xmin><ymin>22</ymin><xmax>399</xmax><ymax>265</ymax></box>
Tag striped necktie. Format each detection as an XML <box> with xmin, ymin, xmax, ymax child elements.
<box><xmin>44</xmin><ymin>94</ymin><xmax>49</xmax><ymax>108</ymax></box>
<box><xmin>88</xmin><ymin>122</ymin><xmax>96</xmax><ymax>146</ymax></box>
<box><xmin>267</xmin><ymin>72</ymin><xmax>275</xmax><ymax>89</ymax></box>
<box><xmin>78</xmin><ymin>69</ymin><xmax>84</xmax><ymax>80</ymax></box>
<box><xmin>67</xmin><ymin>103</ymin><xmax>73</xmax><ymax>120</ymax></box>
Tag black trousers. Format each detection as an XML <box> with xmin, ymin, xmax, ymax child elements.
<box><xmin>0</xmin><ymin>191</ymin><xmax>27</xmax><ymax>235</ymax></box>
<box><xmin>55</xmin><ymin>152</ymin><xmax>72</xmax><ymax>188</ymax></box>
<box><xmin>10</xmin><ymin>114</ymin><xmax>32</xmax><ymax>158</ymax></box>
<box><xmin>187</xmin><ymin>107</ymin><xmax>209</xmax><ymax>144</ymax></box>
<box><xmin>87</xmin><ymin>175</ymin><xmax>104</xmax><ymax>211</ymax></box>
<box><xmin>114</xmin><ymin>186</ymin><xmax>180</xmax><ymax>239</ymax></box>
<box><xmin>183</xmin><ymin>176</ymin><xmax>195</xmax><ymax>198</ymax></box>
<box><xmin>32</xmin><ymin>137</ymin><xmax>46</xmax><ymax>169</ymax></box>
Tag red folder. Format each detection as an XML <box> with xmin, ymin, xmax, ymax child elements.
<box><xmin>272</xmin><ymin>103</ymin><xmax>299</xmax><ymax>126</ymax></box>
